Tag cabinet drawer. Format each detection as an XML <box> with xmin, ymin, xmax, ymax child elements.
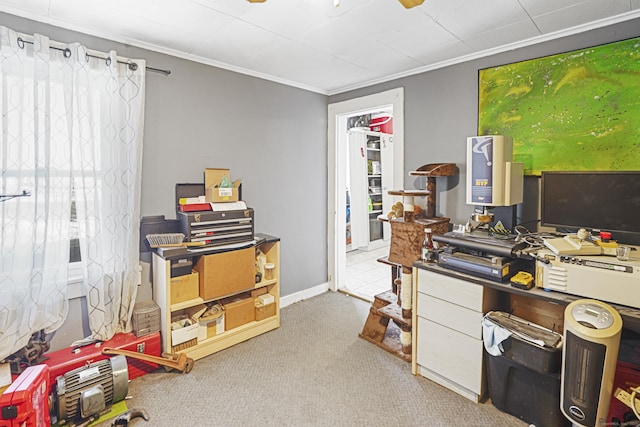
<box><xmin>417</xmin><ymin>293</ymin><xmax>483</xmax><ymax>339</ymax></box>
<box><xmin>417</xmin><ymin>269</ymin><xmax>484</xmax><ymax>311</ymax></box>
<box><xmin>416</xmin><ymin>317</ymin><xmax>484</xmax><ymax>394</ymax></box>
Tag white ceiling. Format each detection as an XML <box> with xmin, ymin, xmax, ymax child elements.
<box><xmin>1</xmin><ymin>0</ymin><xmax>640</xmax><ymax>95</ymax></box>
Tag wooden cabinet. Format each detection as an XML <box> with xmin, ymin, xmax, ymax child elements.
<box><xmin>152</xmin><ymin>237</ymin><xmax>280</xmax><ymax>361</ymax></box>
<box><xmin>412</xmin><ymin>267</ymin><xmax>499</xmax><ymax>402</ymax></box>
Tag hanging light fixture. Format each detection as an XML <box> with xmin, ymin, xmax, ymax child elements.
<box><xmin>398</xmin><ymin>0</ymin><xmax>425</xmax><ymax>7</ymax></box>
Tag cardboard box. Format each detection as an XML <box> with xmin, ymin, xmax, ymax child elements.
<box><xmin>204</xmin><ymin>168</ymin><xmax>241</xmax><ymax>202</ymax></box>
<box><xmin>221</xmin><ymin>294</ymin><xmax>255</xmax><ymax>330</ymax></box>
<box><xmin>198</xmin><ymin>312</ymin><xmax>225</xmax><ymax>341</ymax></box>
<box><xmin>184</xmin><ymin>304</ymin><xmax>207</xmax><ymax>322</ymax></box>
<box><xmin>205</xmin><ymin>168</ymin><xmax>230</xmax><ymax>189</ymax></box>
<box><xmin>170</xmin><ymin>270</ymin><xmax>199</xmax><ymax>304</ymax></box>
<box><xmin>170</xmin><ymin>319</ymin><xmax>199</xmax><ymax>346</ymax></box>
<box><xmin>195</xmin><ymin>247</ymin><xmax>255</xmax><ymax>300</ymax></box>
<box><xmin>251</xmin><ymin>287</ymin><xmax>268</xmax><ymax>298</ymax></box>
<box><xmin>206</xmin><ymin>183</ymin><xmax>241</xmax><ymax>203</ymax></box>
<box><xmin>510</xmin><ymin>294</ymin><xmax>565</xmax><ymax>334</ymax></box>
<box><xmin>255</xmin><ymin>303</ymin><xmax>276</xmax><ymax>321</ymax></box>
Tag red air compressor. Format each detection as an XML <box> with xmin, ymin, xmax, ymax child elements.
<box><xmin>0</xmin><ymin>364</ymin><xmax>50</xmax><ymax>427</ymax></box>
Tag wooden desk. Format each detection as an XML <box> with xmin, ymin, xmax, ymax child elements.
<box><xmin>411</xmin><ymin>261</ymin><xmax>640</xmax><ymax>402</ymax></box>
<box><xmin>413</xmin><ymin>261</ymin><xmax>640</xmax><ymax>333</ymax></box>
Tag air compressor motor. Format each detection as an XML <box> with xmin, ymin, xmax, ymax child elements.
<box><xmin>52</xmin><ymin>355</ymin><xmax>129</xmax><ymax>425</ymax></box>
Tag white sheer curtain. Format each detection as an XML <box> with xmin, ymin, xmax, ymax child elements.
<box><xmin>0</xmin><ymin>26</ymin><xmax>145</xmax><ymax>360</ymax></box>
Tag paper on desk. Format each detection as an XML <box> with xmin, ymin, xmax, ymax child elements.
<box><xmin>210</xmin><ymin>201</ymin><xmax>247</xmax><ymax>211</ymax></box>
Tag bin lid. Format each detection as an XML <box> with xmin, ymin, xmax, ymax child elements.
<box><xmin>485</xmin><ymin>311</ymin><xmax>562</xmax><ymax>348</ymax></box>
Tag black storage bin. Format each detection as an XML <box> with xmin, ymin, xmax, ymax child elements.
<box><xmin>483</xmin><ymin>311</ymin><xmax>567</xmax><ymax>427</ymax></box>
<box><xmin>486</xmin><ymin>351</ymin><xmax>570</xmax><ymax>427</ymax></box>
<box><xmin>500</xmin><ymin>334</ymin><xmax>562</xmax><ymax>374</ymax></box>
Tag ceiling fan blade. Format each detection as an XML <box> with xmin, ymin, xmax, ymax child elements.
<box><xmin>398</xmin><ymin>0</ymin><xmax>425</xmax><ymax>8</ymax></box>
<box><xmin>247</xmin><ymin>0</ymin><xmax>267</xmax><ymax>3</ymax></box>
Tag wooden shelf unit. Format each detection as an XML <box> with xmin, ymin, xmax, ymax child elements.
<box><xmin>152</xmin><ymin>237</ymin><xmax>280</xmax><ymax>361</ymax></box>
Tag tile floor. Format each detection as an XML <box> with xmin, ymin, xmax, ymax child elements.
<box><xmin>343</xmin><ymin>244</ymin><xmax>394</xmax><ymax>302</ymax></box>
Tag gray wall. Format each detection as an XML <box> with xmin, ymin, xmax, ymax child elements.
<box><xmin>1</xmin><ymin>12</ymin><xmax>328</xmax><ymax>350</ymax></box>
<box><xmin>3</xmin><ymin>12</ymin><xmax>639</xmax><ymax>350</ymax></box>
<box><xmin>329</xmin><ymin>18</ymin><xmax>640</xmax><ymax>229</ymax></box>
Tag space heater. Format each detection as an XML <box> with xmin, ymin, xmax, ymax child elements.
<box><xmin>560</xmin><ymin>299</ymin><xmax>622</xmax><ymax>427</ymax></box>
<box><xmin>53</xmin><ymin>355</ymin><xmax>129</xmax><ymax>425</ymax></box>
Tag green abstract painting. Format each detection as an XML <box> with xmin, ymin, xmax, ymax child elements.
<box><xmin>478</xmin><ymin>37</ymin><xmax>640</xmax><ymax>176</ymax></box>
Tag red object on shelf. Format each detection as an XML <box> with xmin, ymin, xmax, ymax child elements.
<box><xmin>369</xmin><ymin>113</ymin><xmax>393</xmax><ymax>133</ymax></box>
<box><xmin>0</xmin><ymin>365</ymin><xmax>50</xmax><ymax>427</ymax></box>
<box><xmin>179</xmin><ymin>203</ymin><xmax>212</xmax><ymax>212</ymax></box>
<box><xmin>41</xmin><ymin>332</ymin><xmax>161</xmax><ymax>392</ymax></box>
<box><xmin>600</xmin><ymin>231</ymin><xmax>612</xmax><ymax>242</ymax></box>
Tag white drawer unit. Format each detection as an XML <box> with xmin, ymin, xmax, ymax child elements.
<box><xmin>413</xmin><ymin>267</ymin><xmax>499</xmax><ymax>402</ymax></box>
<box><xmin>417</xmin><ymin>270</ymin><xmax>486</xmax><ymax>311</ymax></box>
<box><xmin>417</xmin><ymin>293</ymin><xmax>484</xmax><ymax>339</ymax></box>
<box><xmin>417</xmin><ymin>318</ymin><xmax>485</xmax><ymax>393</ymax></box>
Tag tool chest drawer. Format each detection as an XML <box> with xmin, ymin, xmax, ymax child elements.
<box><xmin>179</xmin><ymin>209</ymin><xmax>254</xmax><ymax>249</ymax></box>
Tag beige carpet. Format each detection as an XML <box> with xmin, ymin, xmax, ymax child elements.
<box><xmin>123</xmin><ymin>291</ymin><xmax>527</xmax><ymax>426</ymax></box>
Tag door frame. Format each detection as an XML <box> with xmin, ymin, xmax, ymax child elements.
<box><xmin>327</xmin><ymin>88</ymin><xmax>404</xmax><ymax>292</ymax></box>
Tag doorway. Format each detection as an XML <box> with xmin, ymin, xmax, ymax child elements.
<box><xmin>327</xmin><ymin>88</ymin><xmax>404</xmax><ymax>300</ymax></box>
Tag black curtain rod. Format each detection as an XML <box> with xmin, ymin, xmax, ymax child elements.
<box><xmin>16</xmin><ymin>37</ymin><xmax>171</xmax><ymax>76</ymax></box>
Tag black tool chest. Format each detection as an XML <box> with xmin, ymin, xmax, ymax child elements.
<box><xmin>175</xmin><ymin>183</ymin><xmax>254</xmax><ymax>249</ymax></box>
<box><xmin>179</xmin><ymin>209</ymin><xmax>254</xmax><ymax>248</ymax></box>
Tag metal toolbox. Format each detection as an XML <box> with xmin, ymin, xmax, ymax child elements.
<box><xmin>179</xmin><ymin>209</ymin><xmax>254</xmax><ymax>249</ymax></box>
<box><xmin>42</xmin><ymin>332</ymin><xmax>161</xmax><ymax>385</ymax></box>
<box><xmin>132</xmin><ymin>300</ymin><xmax>161</xmax><ymax>337</ymax></box>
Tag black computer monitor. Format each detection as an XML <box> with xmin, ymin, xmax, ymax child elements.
<box><xmin>540</xmin><ymin>171</ymin><xmax>640</xmax><ymax>245</ymax></box>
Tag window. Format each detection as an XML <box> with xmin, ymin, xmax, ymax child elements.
<box><xmin>1</xmin><ymin>27</ymin><xmax>146</xmax><ymax>353</ymax></box>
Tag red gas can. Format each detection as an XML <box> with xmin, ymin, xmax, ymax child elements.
<box><xmin>0</xmin><ymin>364</ymin><xmax>50</xmax><ymax>427</ymax></box>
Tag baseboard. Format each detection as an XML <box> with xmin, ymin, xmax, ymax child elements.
<box><xmin>280</xmin><ymin>282</ymin><xmax>329</xmax><ymax>308</ymax></box>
